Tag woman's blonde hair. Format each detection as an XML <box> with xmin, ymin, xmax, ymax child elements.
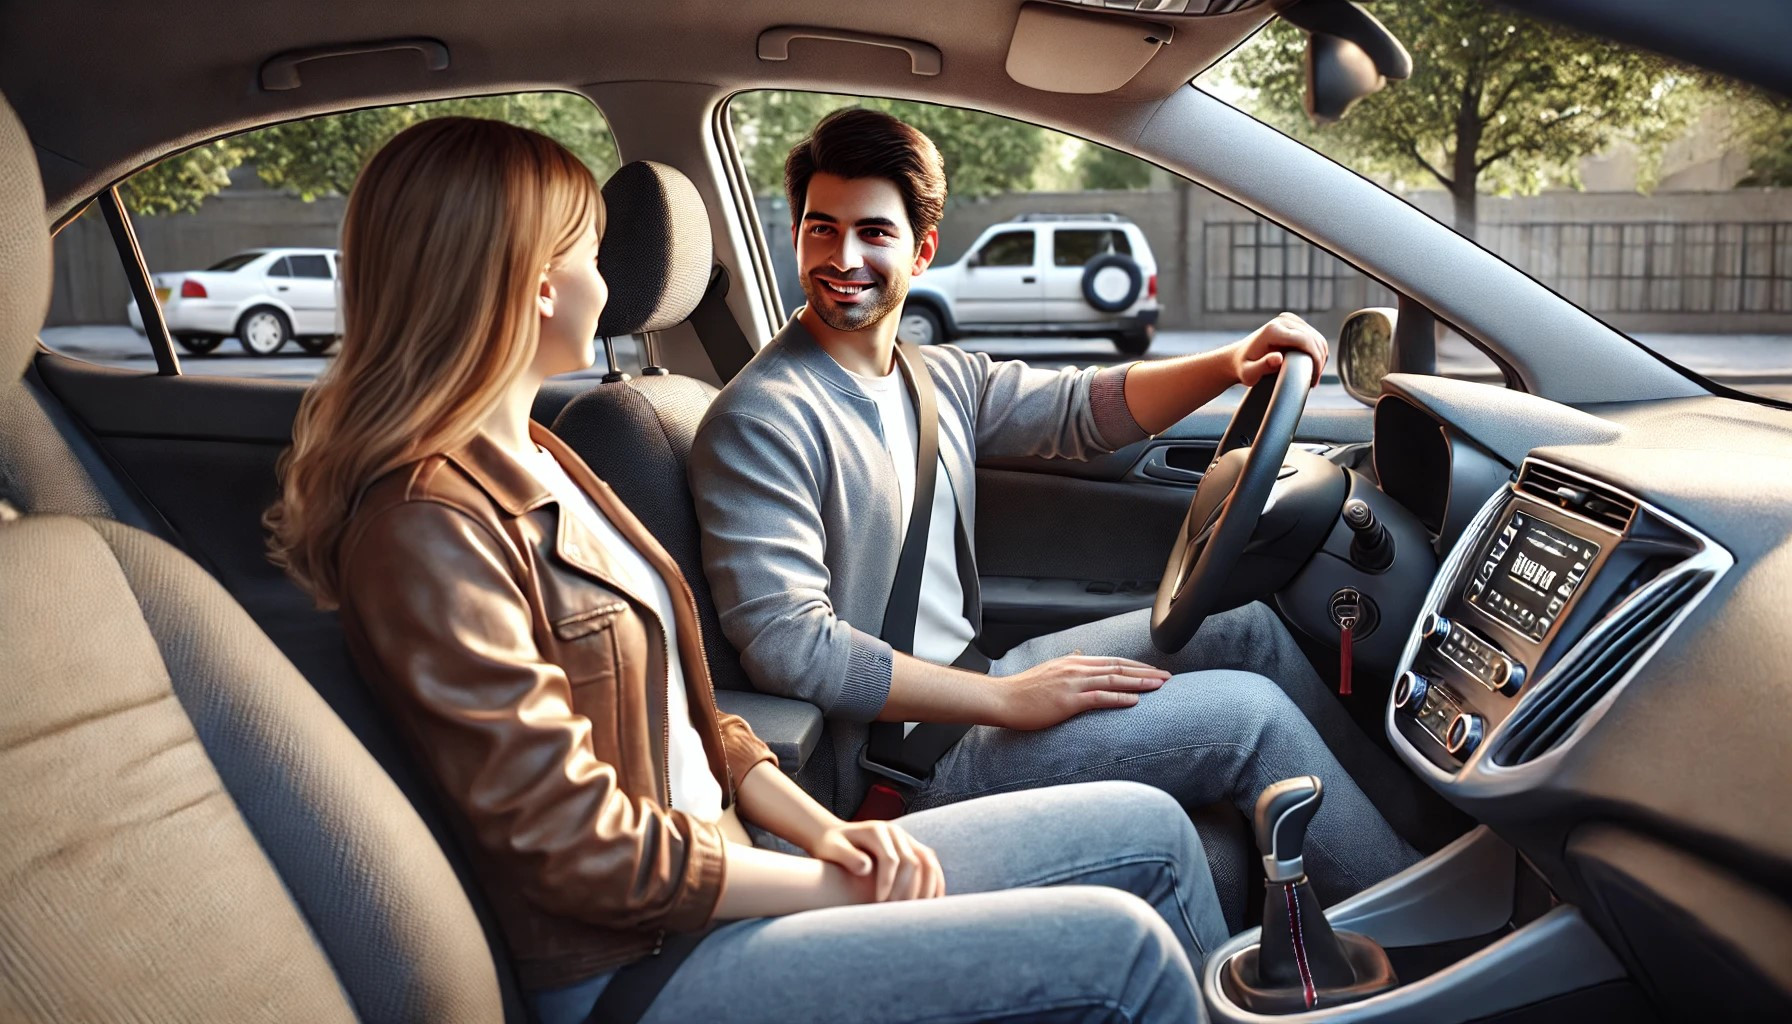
<box><xmin>266</xmin><ymin>116</ymin><xmax>601</xmax><ymax>607</ymax></box>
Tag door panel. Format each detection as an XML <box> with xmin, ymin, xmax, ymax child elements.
<box><xmin>973</xmin><ymin>407</ymin><xmax>1372</xmax><ymax>654</ymax></box>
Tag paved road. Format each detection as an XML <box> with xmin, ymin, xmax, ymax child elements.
<box><xmin>37</xmin><ymin>325</ymin><xmax>1792</xmax><ymax>410</ymax></box>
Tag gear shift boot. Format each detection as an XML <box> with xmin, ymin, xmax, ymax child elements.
<box><xmin>1228</xmin><ymin>776</ymin><xmax>1399</xmax><ymax>1012</ymax></box>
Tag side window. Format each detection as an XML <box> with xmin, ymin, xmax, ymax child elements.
<box><xmin>977</xmin><ymin>231</ymin><xmax>1035</xmax><ymax>267</ymax></box>
<box><xmin>1054</xmin><ymin>229</ymin><xmax>1132</xmax><ymax>266</ymax></box>
<box><xmin>288</xmin><ymin>254</ymin><xmax>331</xmax><ymax>279</ymax></box>
<box><xmin>727</xmin><ymin>90</ymin><xmax>1503</xmax><ymax>408</ymax></box>
<box><xmin>44</xmin><ymin>91</ymin><xmax>619</xmax><ymax>375</ymax></box>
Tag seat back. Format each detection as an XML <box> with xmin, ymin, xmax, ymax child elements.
<box><xmin>0</xmin><ymin>91</ymin><xmax>504</xmax><ymax>1022</ymax></box>
<box><xmin>552</xmin><ymin>161</ymin><xmax>755</xmax><ymax>691</ymax></box>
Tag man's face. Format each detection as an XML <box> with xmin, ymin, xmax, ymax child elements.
<box><xmin>793</xmin><ymin>172</ymin><xmax>938</xmax><ymax>334</ymax></box>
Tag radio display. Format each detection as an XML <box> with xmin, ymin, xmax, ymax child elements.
<box><xmin>1466</xmin><ymin>508</ymin><xmax>1600</xmax><ymax>641</ymax></box>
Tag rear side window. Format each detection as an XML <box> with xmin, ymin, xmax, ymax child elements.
<box><xmin>978</xmin><ymin>231</ymin><xmax>1035</xmax><ymax>267</ymax></box>
<box><xmin>288</xmin><ymin>255</ymin><xmax>331</xmax><ymax>279</ymax></box>
<box><xmin>44</xmin><ymin>90</ymin><xmax>621</xmax><ymax>374</ymax></box>
<box><xmin>1054</xmin><ymin>229</ymin><xmax>1132</xmax><ymax>266</ymax></box>
<box><xmin>206</xmin><ymin>252</ymin><xmax>260</xmax><ymax>272</ymax></box>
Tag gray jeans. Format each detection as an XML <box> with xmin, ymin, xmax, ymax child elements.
<box><xmin>910</xmin><ymin>604</ymin><xmax>1422</xmax><ymax>904</ymax></box>
<box><xmin>531</xmin><ymin>781</ymin><xmax>1226</xmax><ymax>1024</ymax></box>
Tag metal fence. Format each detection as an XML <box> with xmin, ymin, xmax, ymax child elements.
<box><xmin>1205</xmin><ymin>219</ymin><xmax>1792</xmax><ymax>317</ymax></box>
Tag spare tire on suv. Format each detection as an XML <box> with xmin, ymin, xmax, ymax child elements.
<box><xmin>1081</xmin><ymin>253</ymin><xmax>1143</xmax><ymax>313</ymax></box>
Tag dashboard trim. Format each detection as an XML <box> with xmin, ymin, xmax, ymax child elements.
<box><xmin>1387</xmin><ymin>459</ymin><xmax>1733</xmax><ymax>796</ymax></box>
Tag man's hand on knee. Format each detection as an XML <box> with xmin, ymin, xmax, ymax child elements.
<box><xmin>994</xmin><ymin>655</ymin><xmax>1170</xmax><ymax>731</ymax></box>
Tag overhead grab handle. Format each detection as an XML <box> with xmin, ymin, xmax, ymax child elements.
<box><xmin>260</xmin><ymin>38</ymin><xmax>451</xmax><ymax>91</ymax></box>
<box><xmin>757</xmin><ymin>26</ymin><xmax>942</xmax><ymax>76</ymax></box>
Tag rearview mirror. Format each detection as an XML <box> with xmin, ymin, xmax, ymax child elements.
<box><xmin>1279</xmin><ymin>0</ymin><xmax>1412</xmax><ymax>125</ymax></box>
<box><xmin>1337</xmin><ymin>307</ymin><xmax>1396</xmax><ymax>407</ymax></box>
<box><xmin>1305</xmin><ymin>33</ymin><xmax>1384</xmax><ymax>123</ymax></box>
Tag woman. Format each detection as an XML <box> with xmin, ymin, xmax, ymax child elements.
<box><xmin>267</xmin><ymin>117</ymin><xmax>1229</xmax><ymax>1024</ymax></box>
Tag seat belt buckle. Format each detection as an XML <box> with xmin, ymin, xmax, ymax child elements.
<box><xmin>858</xmin><ymin>745</ymin><xmax>931</xmax><ymax>790</ymax></box>
<box><xmin>852</xmin><ymin>782</ymin><xmax>911</xmax><ymax>821</ymax></box>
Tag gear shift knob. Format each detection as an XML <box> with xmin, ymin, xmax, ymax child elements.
<box><xmin>1254</xmin><ymin>775</ymin><xmax>1323</xmax><ymax>884</ymax></box>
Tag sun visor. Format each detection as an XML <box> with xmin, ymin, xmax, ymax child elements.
<box><xmin>1005</xmin><ymin>3</ymin><xmax>1174</xmax><ymax>94</ymax></box>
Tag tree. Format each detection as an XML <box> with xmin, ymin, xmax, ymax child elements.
<box><xmin>729</xmin><ymin>92</ymin><xmax>1054</xmax><ymax>201</ymax></box>
<box><xmin>1222</xmin><ymin>1</ymin><xmax>1698</xmax><ymax>237</ymax></box>
<box><xmin>122</xmin><ymin>92</ymin><xmax>618</xmax><ymax>215</ymax></box>
<box><xmin>1075</xmin><ymin>142</ymin><xmax>1155</xmax><ymax>191</ymax></box>
<box><xmin>1732</xmin><ymin>94</ymin><xmax>1792</xmax><ymax>187</ymax></box>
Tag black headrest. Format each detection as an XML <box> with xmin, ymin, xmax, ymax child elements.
<box><xmin>596</xmin><ymin>161</ymin><xmax>712</xmax><ymax>338</ymax></box>
<box><xmin>1</xmin><ymin>91</ymin><xmax>50</xmax><ymax>384</ymax></box>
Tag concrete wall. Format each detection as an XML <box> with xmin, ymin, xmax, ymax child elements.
<box><xmin>52</xmin><ymin>172</ymin><xmax>1792</xmax><ymax>337</ymax></box>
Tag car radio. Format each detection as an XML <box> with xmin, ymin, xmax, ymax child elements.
<box><xmin>1390</xmin><ymin>463</ymin><xmax>1629</xmax><ymax>769</ymax></box>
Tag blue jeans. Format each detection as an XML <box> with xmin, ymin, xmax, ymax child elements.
<box><xmin>531</xmin><ymin>781</ymin><xmax>1226</xmax><ymax>1024</ymax></box>
<box><xmin>911</xmin><ymin>604</ymin><xmax>1422</xmax><ymax>904</ymax></box>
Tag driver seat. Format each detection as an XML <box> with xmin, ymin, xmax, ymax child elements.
<box><xmin>553</xmin><ymin>161</ymin><xmax>1255</xmax><ymax>931</ymax></box>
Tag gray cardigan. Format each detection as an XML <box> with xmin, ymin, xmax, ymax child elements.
<box><xmin>688</xmin><ymin>317</ymin><xmax>1147</xmax><ymax>813</ymax></box>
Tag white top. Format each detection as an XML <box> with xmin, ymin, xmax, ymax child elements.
<box><xmin>849</xmin><ymin>363</ymin><xmax>978</xmax><ymax>668</ymax></box>
<box><xmin>520</xmin><ymin>446</ymin><xmax>725</xmax><ymax>825</ymax></box>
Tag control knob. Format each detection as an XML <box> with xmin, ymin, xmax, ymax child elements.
<box><xmin>1445</xmin><ymin>712</ymin><xmax>1484</xmax><ymax>757</ymax></box>
<box><xmin>1393</xmin><ymin>671</ymin><xmax>1430</xmax><ymax>710</ymax></box>
<box><xmin>1422</xmin><ymin>614</ymin><xmax>1451</xmax><ymax>641</ymax></box>
<box><xmin>1497</xmin><ymin>660</ymin><xmax>1527</xmax><ymax>695</ymax></box>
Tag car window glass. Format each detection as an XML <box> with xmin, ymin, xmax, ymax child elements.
<box><xmin>42</xmin><ymin>91</ymin><xmax>626</xmax><ymax>377</ymax></box>
<box><xmin>978</xmin><ymin>231</ymin><xmax>1035</xmax><ymax>267</ymax></box>
<box><xmin>288</xmin><ymin>255</ymin><xmax>331</xmax><ymax>279</ymax></box>
<box><xmin>1054</xmin><ymin>229</ymin><xmax>1132</xmax><ymax>266</ymax></box>
<box><xmin>728</xmin><ymin>90</ymin><xmax>1501</xmax><ymax>412</ymax></box>
<box><xmin>206</xmin><ymin>252</ymin><xmax>260</xmax><ymax>272</ymax></box>
<box><xmin>1199</xmin><ymin>10</ymin><xmax>1789</xmax><ymax>404</ymax></box>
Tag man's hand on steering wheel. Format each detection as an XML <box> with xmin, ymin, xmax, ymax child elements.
<box><xmin>1230</xmin><ymin>312</ymin><xmax>1329</xmax><ymax>389</ymax></box>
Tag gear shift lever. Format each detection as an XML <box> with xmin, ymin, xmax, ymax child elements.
<box><xmin>1221</xmin><ymin>777</ymin><xmax>1398</xmax><ymax>1013</ymax></box>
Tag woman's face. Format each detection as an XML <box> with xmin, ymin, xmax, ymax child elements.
<box><xmin>532</xmin><ymin>214</ymin><xmax>607</xmax><ymax>379</ymax></box>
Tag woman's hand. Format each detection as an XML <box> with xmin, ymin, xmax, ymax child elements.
<box><xmin>1230</xmin><ymin>311</ymin><xmax>1329</xmax><ymax>388</ymax></box>
<box><xmin>807</xmin><ymin>819</ymin><xmax>946</xmax><ymax>902</ymax></box>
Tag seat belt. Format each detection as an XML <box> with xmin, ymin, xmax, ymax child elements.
<box><xmin>686</xmin><ymin>264</ymin><xmax>758</xmax><ymax>384</ymax></box>
<box><xmin>853</xmin><ymin>342</ymin><xmax>982</xmax><ymax>821</ymax></box>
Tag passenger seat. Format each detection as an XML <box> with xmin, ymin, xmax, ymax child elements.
<box><xmin>0</xmin><ymin>92</ymin><xmax>509</xmax><ymax>1023</ymax></box>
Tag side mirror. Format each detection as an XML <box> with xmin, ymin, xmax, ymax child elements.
<box><xmin>1337</xmin><ymin>307</ymin><xmax>1396</xmax><ymax>407</ymax></box>
<box><xmin>1280</xmin><ymin>0</ymin><xmax>1412</xmax><ymax>125</ymax></box>
<box><xmin>965</xmin><ymin>250</ymin><xmax>983</xmax><ymax>269</ymax></box>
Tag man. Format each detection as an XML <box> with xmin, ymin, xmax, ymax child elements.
<box><xmin>690</xmin><ymin>108</ymin><xmax>1418</xmax><ymax>902</ymax></box>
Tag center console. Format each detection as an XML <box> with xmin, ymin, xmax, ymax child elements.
<box><xmin>1200</xmin><ymin>458</ymin><xmax>1731</xmax><ymax>1022</ymax></box>
<box><xmin>1388</xmin><ymin>459</ymin><xmax>1727</xmax><ymax>787</ymax></box>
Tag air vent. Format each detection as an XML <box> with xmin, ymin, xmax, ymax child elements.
<box><xmin>1494</xmin><ymin>569</ymin><xmax>1711</xmax><ymax>766</ymax></box>
<box><xmin>1516</xmin><ymin>463</ymin><xmax>1637</xmax><ymax>532</ymax></box>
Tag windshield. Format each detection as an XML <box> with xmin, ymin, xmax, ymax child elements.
<box><xmin>205</xmin><ymin>251</ymin><xmax>263</xmax><ymax>272</ymax></box>
<box><xmin>1199</xmin><ymin>1</ymin><xmax>1792</xmax><ymax>404</ymax></box>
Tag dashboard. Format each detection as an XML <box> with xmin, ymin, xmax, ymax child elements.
<box><xmin>1359</xmin><ymin>376</ymin><xmax>1792</xmax><ymax>1018</ymax></box>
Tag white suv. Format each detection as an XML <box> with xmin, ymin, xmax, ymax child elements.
<box><xmin>902</xmin><ymin>213</ymin><xmax>1160</xmax><ymax>356</ymax></box>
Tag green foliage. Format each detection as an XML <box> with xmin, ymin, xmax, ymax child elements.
<box><xmin>122</xmin><ymin>92</ymin><xmax>618</xmax><ymax>216</ymax></box>
<box><xmin>1220</xmin><ymin>1</ymin><xmax>1698</xmax><ymax>231</ymax></box>
<box><xmin>729</xmin><ymin>92</ymin><xmax>1055</xmax><ymax>201</ymax></box>
<box><xmin>1732</xmin><ymin>95</ymin><xmax>1792</xmax><ymax>187</ymax></box>
<box><xmin>1074</xmin><ymin>143</ymin><xmax>1155</xmax><ymax>191</ymax></box>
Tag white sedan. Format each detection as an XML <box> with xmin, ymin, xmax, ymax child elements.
<box><xmin>126</xmin><ymin>247</ymin><xmax>341</xmax><ymax>356</ymax></box>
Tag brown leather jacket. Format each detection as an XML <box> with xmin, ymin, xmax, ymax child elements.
<box><xmin>336</xmin><ymin>422</ymin><xmax>777</xmax><ymax>991</ymax></box>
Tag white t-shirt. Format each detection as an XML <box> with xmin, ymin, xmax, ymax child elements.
<box><xmin>848</xmin><ymin>364</ymin><xmax>978</xmax><ymax>668</ymax></box>
<box><xmin>519</xmin><ymin>446</ymin><xmax>725</xmax><ymax>826</ymax></box>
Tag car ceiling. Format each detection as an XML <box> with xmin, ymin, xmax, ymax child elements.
<box><xmin>0</xmin><ymin>0</ymin><xmax>1270</xmax><ymax>223</ymax></box>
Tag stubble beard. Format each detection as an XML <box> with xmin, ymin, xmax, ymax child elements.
<box><xmin>801</xmin><ymin>270</ymin><xmax>908</xmax><ymax>334</ymax></box>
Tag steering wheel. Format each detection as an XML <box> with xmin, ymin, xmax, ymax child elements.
<box><xmin>1150</xmin><ymin>351</ymin><xmax>1315</xmax><ymax>653</ymax></box>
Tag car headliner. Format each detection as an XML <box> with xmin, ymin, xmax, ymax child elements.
<box><xmin>0</xmin><ymin>0</ymin><xmax>1269</xmax><ymax>224</ymax></box>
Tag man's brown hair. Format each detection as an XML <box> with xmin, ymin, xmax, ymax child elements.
<box><xmin>784</xmin><ymin>108</ymin><xmax>947</xmax><ymax>245</ymax></box>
